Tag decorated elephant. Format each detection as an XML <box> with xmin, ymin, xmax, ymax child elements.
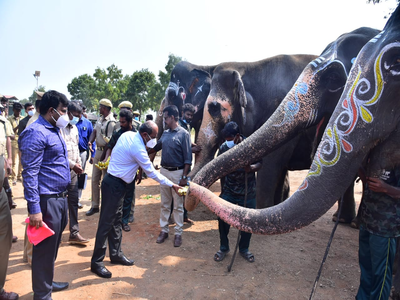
<box><xmin>155</xmin><ymin>61</ymin><xmax>216</xmax><ymax>139</ymax></box>
<box><xmin>189</xmin><ymin>54</ymin><xmax>318</xmax><ymax>207</ymax></box>
<box><xmin>185</xmin><ymin>5</ymin><xmax>400</xmax><ymax>236</ymax></box>
<box><xmin>187</xmin><ymin>27</ymin><xmax>380</xmax><ymax>222</ymax></box>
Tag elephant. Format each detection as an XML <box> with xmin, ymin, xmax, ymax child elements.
<box><xmin>189</xmin><ymin>54</ymin><xmax>318</xmax><ymax>208</ymax></box>
<box><xmin>155</xmin><ymin>61</ymin><xmax>216</xmax><ymax>139</ymax></box>
<box><xmin>186</xmin><ymin>27</ymin><xmax>380</xmax><ymax>222</ymax></box>
<box><xmin>185</xmin><ymin>4</ymin><xmax>400</xmax><ymax>236</ymax></box>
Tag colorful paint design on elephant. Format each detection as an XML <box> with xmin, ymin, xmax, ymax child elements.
<box><xmin>298</xmin><ymin>41</ymin><xmax>398</xmax><ymax>191</ymax></box>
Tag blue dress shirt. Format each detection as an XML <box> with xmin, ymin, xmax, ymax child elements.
<box><xmin>76</xmin><ymin>116</ymin><xmax>93</xmax><ymax>152</ymax></box>
<box><xmin>19</xmin><ymin>115</ymin><xmax>71</xmax><ymax>214</ymax></box>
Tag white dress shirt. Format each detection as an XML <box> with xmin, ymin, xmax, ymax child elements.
<box><xmin>108</xmin><ymin>131</ymin><xmax>174</xmax><ymax>186</ymax></box>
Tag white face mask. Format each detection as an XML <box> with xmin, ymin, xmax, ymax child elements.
<box><xmin>146</xmin><ymin>134</ymin><xmax>157</xmax><ymax>148</ymax></box>
<box><xmin>52</xmin><ymin>109</ymin><xmax>69</xmax><ymax>128</ymax></box>
<box><xmin>28</xmin><ymin>109</ymin><xmax>35</xmax><ymax>117</ymax></box>
<box><xmin>226</xmin><ymin>140</ymin><xmax>235</xmax><ymax>148</ymax></box>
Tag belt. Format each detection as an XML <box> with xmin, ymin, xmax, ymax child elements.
<box><xmin>97</xmin><ymin>146</ymin><xmax>105</xmax><ymax>151</ymax></box>
<box><xmin>40</xmin><ymin>191</ymin><xmax>68</xmax><ymax>199</ymax></box>
<box><xmin>107</xmin><ymin>173</ymin><xmax>127</xmax><ymax>185</ymax></box>
<box><xmin>162</xmin><ymin>166</ymin><xmax>184</xmax><ymax>171</ymax></box>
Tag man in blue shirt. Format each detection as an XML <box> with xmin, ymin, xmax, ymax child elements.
<box><xmin>75</xmin><ymin>104</ymin><xmax>93</xmax><ymax>206</ymax></box>
<box><xmin>19</xmin><ymin>90</ymin><xmax>71</xmax><ymax>300</ymax></box>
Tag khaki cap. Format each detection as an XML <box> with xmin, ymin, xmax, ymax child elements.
<box><xmin>118</xmin><ymin>101</ymin><xmax>133</xmax><ymax>109</ymax></box>
<box><xmin>133</xmin><ymin>110</ymin><xmax>140</xmax><ymax>116</ymax></box>
<box><xmin>99</xmin><ymin>98</ymin><xmax>112</xmax><ymax>108</ymax></box>
<box><xmin>35</xmin><ymin>91</ymin><xmax>44</xmax><ymax>99</ymax></box>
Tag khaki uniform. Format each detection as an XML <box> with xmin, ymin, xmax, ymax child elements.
<box><xmin>91</xmin><ymin>113</ymin><xmax>116</xmax><ymax>209</ymax></box>
<box><xmin>8</xmin><ymin>115</ymin><xmax>24</xmax><ymax>181</ymax></box>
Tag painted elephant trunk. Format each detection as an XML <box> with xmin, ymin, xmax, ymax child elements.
<box><xmin>185</xmin><ymin>75</ymin><xmax>316</xmax><ymax>211</ymax></box>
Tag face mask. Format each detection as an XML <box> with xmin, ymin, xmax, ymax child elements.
<box><xmin>182</xmin><ymin>118</ymin><xmax>188</xmax><ymax>124</ymax></box>
<box><xmin>28</xmin><ymin>109</ymin><xmax>35</xmax><ymax>117</ymax></box>
<box><xmin>134</xmin><ymin>116</ymin><xmax>139</xmax><ymax>121</ymax></box>
<box><xmin>146</xmin><ymin>134</ymin><xmax>157</xmax><ymax>148</ymax></box>
<box><xmin>52</xmin><ymin>109</ymin><xmax>69</xmax><ymax>128</ymax></box>
<box><xmin>69</xmin><ymin>115</ymin><xmax>79</xmax><ymax>126</ymax></box>
<box><xmin>226</xmin><ymin>140</ymin><xmax>235</xmax><ymax>148</ymax></box>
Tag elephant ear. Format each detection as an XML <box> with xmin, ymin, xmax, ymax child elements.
<box><xmin>233</xmin><ymin>70</ymin><xmax>247</xmax><ymax>125</ymax></box>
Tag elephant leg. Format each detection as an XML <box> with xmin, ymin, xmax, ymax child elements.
<box><xmin>332</xmin><ymin>182</ymin><xmax>356</xmax><ymax>224</ymax></box>
<box><xmin>256</xmin><ymin>155</ymin><xmax>290</xmax><ymax>209</ymax></box>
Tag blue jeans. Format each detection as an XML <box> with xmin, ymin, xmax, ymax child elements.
<box><xmin>356</xmin><ymin>226</ymin><xmax>396</xmax><ymax>300</ymax></box>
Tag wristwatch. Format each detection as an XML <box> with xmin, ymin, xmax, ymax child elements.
<box><xmin>182</xmin><ymin>175</ymin><xmax>187</xmax><ymax>180</ymax></box>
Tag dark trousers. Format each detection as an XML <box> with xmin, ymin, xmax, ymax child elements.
<box><xmin>121</xmin><ymin>180</ymin><xmax>135</xmax><ymax>225</ymax></box>
<box><xmin>356</xmin><ymin>226</ymin><xmax>396</xmax><ymax>300</ymax></box>
<box><xmin>0</xmin><ymin>188</ymin><xmax>11</xmax><ymax>293</ymax></box>
<box><xmin>218</xmin><ymin>194</ymin><xmax>255</xmax><ymax>253</ymax></box>
<box><xmin>32</xmin><ymin>195</ymin><xmax>68</xmax><ymax>300</ymax></box>
<box><xmin>67</xmin><ymin>170</ymin><xmax>79</xmax><ymax>236</ymax></box>
<box><xmin>91</xmin><ymin>173</ymin><xmax>126</xmax><ymax>268</ymax></box>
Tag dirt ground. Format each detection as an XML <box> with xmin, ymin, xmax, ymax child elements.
<box><xmin>5</xmin><ymin>159</ymin><xmax>365</xmax><ymax>300</ymax></box>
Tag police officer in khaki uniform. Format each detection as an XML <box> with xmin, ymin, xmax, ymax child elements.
<box><xmin>132</xmin><ymin>110</ymin><xmax>141</xmax><ymax>131</ymax></box>
<box><xmin>86</xmin><ymin>99</ymin><xmax>116</xmax><ymax>216</ymax></box>
<box><xmin>114</xmin><ymin>101</ymin><xmax>133</xmax><ymax>132</ymax></box>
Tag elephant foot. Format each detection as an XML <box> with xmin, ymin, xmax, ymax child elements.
<box><xmin>350</xmin><ymin>216</ymin><xmax>360</xmax><ymax>229</ymax></box>
<box><xmin>331</xmin><ymin>210</ymin><xmax>354</xmax><ymax>224</ymax></box>
<box><xmin>391</xmin><ymin>288</ymin><xmax>400</xmax><ymax>300</ymax></box>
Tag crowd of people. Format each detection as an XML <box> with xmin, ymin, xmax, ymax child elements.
<box><xmin>0</xmin><ymin>89</ymin><xmax>399</xmax><ymax>300</ymax></box>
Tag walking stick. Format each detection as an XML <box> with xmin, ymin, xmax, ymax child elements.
<box><xmin>227</xmin><ymin>172</ymin><xmax>248</xmax><ymax>272</ymax></box>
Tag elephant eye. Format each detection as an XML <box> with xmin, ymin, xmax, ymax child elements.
<box><xmin>384</xmin><ymin>53</ymin><xmax>400</xmax><ymax>76</ymax></box>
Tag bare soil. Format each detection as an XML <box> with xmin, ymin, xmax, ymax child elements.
<box><xmin>6</xmin><ymin>163</ymin><xmax>364</xmax><ymax>299</ymax></box>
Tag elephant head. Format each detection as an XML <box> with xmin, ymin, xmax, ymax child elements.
<box><xmin>155</xmin><ymin>61</ymin><xmax>215</xmax><ymax>139</ymax></box>
<box><xmin>186</xmin><ymin>7</ymin><xmax>400</xmax><ymax>234</ymax></box>
<box><xmin>190</xmin><ymin>55</ymin><xmax>315</xmax><ymax>178</ymax></box>
<box><xmin>186</xmin><ymin>27</ymin><xmax>380</xmax><ymax>210</ymax></box>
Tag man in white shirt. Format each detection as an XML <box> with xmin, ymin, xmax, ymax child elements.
<box><xmin>90</xmin><ymin>121</ymin><xmax>181</xmax><ymax>279</ymax></box>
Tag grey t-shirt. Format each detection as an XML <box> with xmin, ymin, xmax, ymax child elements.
<box><xmin>154</xmin><ymin>126</ymin><xmax>192</xmax><ymax>168</ymax></box>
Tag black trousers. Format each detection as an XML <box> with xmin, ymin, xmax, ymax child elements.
<box><xmin>91</xmin><ymin>173</ymin><xmax>127</xmax><ymax>268</ymax></box>
<box><xmin>32</xmin><ymin>195</ymin><xmax>68</xmax><ymax>300</ymax></box>
<box><xmin>67</xmin><ymin>170</ymin><xmax>79</xmax><ymax>237</ymax></box>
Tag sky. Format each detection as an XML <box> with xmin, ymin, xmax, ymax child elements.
<box><xmin>0</xmin><ymin>0</ymin><xmax>397</xmax><ymax>101</ymax></box>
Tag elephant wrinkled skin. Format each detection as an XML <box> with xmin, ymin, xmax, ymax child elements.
<box><xmin>185</xmin><ymin>7</ymin><xmax>400</xmax><ymax>235</ymax></box>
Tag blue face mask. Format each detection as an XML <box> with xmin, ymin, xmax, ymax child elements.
<box><xmin>134</xmin><ymin>116</ymin><xmax>139</xmax><ymax>121</ymax></box>
<box><xmin>226</xmin><ymin>140</ymin><xmax>235</xmax><ymax>148</ymax></box>
<box><xmin>69</xmin><ymin>115</ymin><xmax>79</xmax><ymax>126</ymax></box>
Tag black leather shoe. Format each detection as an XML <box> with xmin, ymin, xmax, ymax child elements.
<box><xmin>86</xmin><ymin>207</ymin><xmax>99</xmax><ymax>216</ymax></box>
<box><xmin>52</xmin><ymin>281</ymin><xmax>69</xmax><ymax>292</ymax></box>
<box><xmin>110</xmin><ymin>255</ymin><xmax>134</xmax><ymax>266</ymax></box>
<box><xmin>156</xmin><ymin>231</ymin><xmax>168</xmax><ymax>244</ymax></box>
<box><xmin>91</xmin><ymin>265</ymin><xmax>112</xmax><ymax>278</ymax></box>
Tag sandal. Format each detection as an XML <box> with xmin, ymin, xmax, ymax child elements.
<box><xmin>240</xmin><ymin>251</ymin><xmax>255</xmax><ymax>263</ymax></box>
<box><xmin>122</xmin><ymin>224</ymin><xmax>131</xmax><ymax>232</ymax></box>
<box><xmin>214</xmin><ymin>250</ymin><xmax>229</xmax><ymax>262</ymax></box>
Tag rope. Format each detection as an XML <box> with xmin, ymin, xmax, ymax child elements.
<box><xmin>227</xmin><ymin>172</ymin><xmax>248</xmax><ymax>272</ymax></box>
<box><xmin>309</xmin><ymin>195</ymin><xmax>344</xmax><ymax>300</ymax></box>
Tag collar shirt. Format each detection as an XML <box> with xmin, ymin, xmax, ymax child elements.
<box><xmin>154</xmin><ymin>126</ymin><xmax>192</xmax><ymax>167</ymax></box>
<box><xmin>75</xmin><ymin>116</ymin><xmax>93</xmax><ymax>152</ymax></box>
<box><xmin>178</xmin><ymin>119</ymin><xmax>191</xmax><ymax>133</ymax></box>
<box><xmin>19</xmin><ymin>115</ymin><xmax>71</xmax><ymax>214</ymax></box>
<box><xmin>60</xmin><ymin>124</ymin><xmax>82</xmax><ymax>169</ymax></box>
<box><xmin>108</xmin><ymin>131</ymin><xmax>173</xmax><ymax>186</ymax></box>
<box><xmin>26</xmin><ymin>111</ymin><xmax>40</xmax><ymax>127</ymax></box>
<box><xmin>0</xmin><ymin>116</ymin><xmax>13</xmax><ymax>156</ymax></box>
<box><xmin>8</xmin><ymin>115</ymin><xmax>24</xmax><ymax>140</ymax></box>
<box><xmin>94</xmin><ymin>113</ymin><xmax>116</xmax><ymax>147</ymax></box>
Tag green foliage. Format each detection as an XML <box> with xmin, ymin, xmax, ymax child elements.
<box><xmin>28</xmin><ymin>85</ymin><xmax>46</xmax><ymax>103</ymax></box>
<box><xmin>67</xmin><ymin>54</ymin><xmax>183</xmax><ymax>112</ymax></box>
<box><xmin>125</xmin><ymin>69</ymin><xmax>156</xmax><ymax>114</ymax></box>
<box><xmin>67</xmin><ymin>74</ymin><xmax>96</xmax><ymax>108</ymax></box>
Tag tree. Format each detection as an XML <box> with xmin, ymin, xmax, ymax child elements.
<box><xmin>28</xmin><ymin>85</ymin><xmax>46</xmax><ymax>103</ymax></box>
<box><xmin>93</xmin><ymin>64</ymin><xmax>128</xmax><ymax>107</ymax></box>
<box><xmin>125</xmin><ymin>69</ymin><xmax>157</xmax><ymax>114</ymax></box>
<box><xmin>67</xmin><ymin>74</ymin><xmax>97</xmax><ymax>109</ymax></box>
